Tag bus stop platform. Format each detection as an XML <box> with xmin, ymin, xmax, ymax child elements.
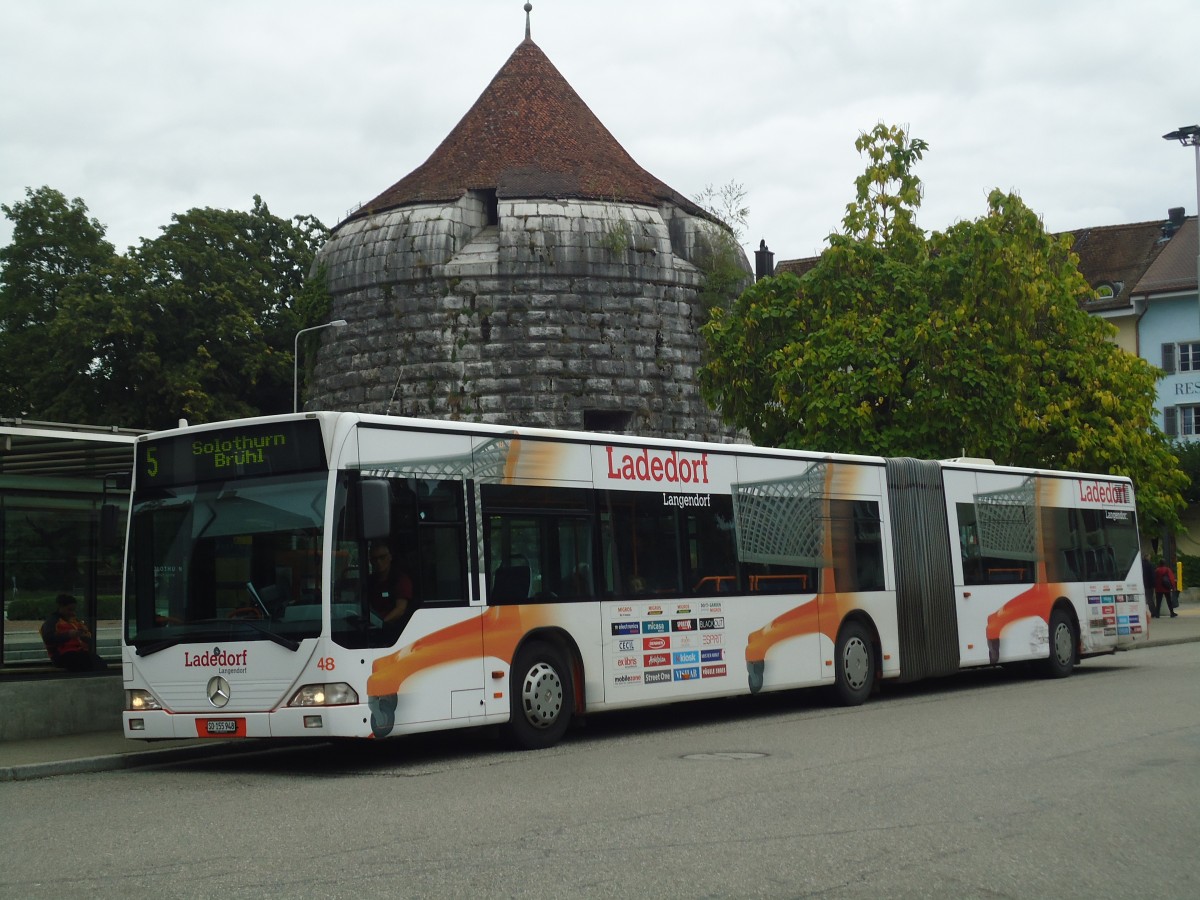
<box><xmin>3</xmin><ymin>603</ymin><xmax>1198</xmax><ymax>781</ymax></box>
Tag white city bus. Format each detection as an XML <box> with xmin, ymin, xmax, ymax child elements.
<box><xmin>121</xmin><ymin>412</ymin><xmax>1148</xmax><ymax>748</ymax></box>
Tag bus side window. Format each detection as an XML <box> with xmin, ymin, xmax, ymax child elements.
<box><xmin>391</xmin><ymin>478</ymin><xmax>468</xmax><ymax>606</ymax></box>
<box><xmin>491</xmin><ymin>561</ymin><xmax>531</xmax><ymax>602</ymax></box>
<box><xmin>480</xmin><ymin>484</ymin><xmax>593</xmax><ymax>603</ymax></box>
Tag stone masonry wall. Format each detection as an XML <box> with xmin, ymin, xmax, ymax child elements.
<box><xmin>307</xmin><ymin>197</ymin><xmax>748</xmax><ymax>442</ymax></box>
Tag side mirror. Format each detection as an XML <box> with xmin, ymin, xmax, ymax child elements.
<box><xmin>357</xmin><ymin>479</ymin><xmax>392</xmax><ymax>541</ymax></box>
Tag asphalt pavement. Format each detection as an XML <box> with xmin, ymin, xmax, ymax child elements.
<box><xmin>3</xmin><ymin>599</ymin><xmax>1198</xmax><ymax>782</ymax></box>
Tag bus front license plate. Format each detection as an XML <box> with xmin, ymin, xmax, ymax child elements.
<box><xmin>201</xmin><ymin>719</ymin><xmax>244</xmax><ymax>736</ymax></box>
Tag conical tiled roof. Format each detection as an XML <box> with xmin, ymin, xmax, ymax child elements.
<box><xmin>342</xmin><ymin>37</ymin><xmax>710</xmax><ymax>227</ymax></box>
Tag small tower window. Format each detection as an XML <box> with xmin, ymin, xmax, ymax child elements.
<box><xmin>584</xmin><ymin>410</ymin><xmax>633</xmax><ymax>434</ymax></box>
<box><xmin>483</xmin><ymin>189</ymin><xmax>499</xmax><ymax>226</ymax></box>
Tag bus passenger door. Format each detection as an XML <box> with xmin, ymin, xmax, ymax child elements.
<box><xmin>358</xmin><ymin>467</ymin><xmax>486</xmax><ymax>733</ymax></box>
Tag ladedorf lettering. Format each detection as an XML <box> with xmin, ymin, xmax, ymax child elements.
<box><xmin>606</xmin><ymin>446</ymin><xmax>710</xmax><ymax>485</ymax></box>
<box><xmin>1077</xmin><ymin>481</ymin><xmax>1129</xmax><ymax>505</ymax></box>
<box><xmin>184</xmin><ymin>648</ymin><xmax>249</xmax><ymax>668</ymax></box>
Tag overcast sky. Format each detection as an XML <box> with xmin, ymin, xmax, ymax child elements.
<box><xmin>2</xmin><ymin>0</ymin><xmax>1197</xmax><ymax>263</ymax></box>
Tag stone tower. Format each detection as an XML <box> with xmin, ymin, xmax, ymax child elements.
<box><xmin>307</xmin><ymin>10</ymin><xmax>749</xmax><ymax>440</ymax></box>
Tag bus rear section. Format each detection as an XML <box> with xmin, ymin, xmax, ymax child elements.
<box><xmin>941</xmin><ymin>464</ymin><xmax>1146</xmax><ymax>674</ymax></box>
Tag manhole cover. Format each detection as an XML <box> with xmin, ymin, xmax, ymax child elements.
<box><xmin>682</xmin><ymin>751</ymin><xmax>768</xmax><ymax>761</ymax></box>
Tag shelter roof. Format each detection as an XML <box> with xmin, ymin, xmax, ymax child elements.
<box><xmin>0</xmin><ymin>419</ymin><xmax>141</xmax><ymax>481</ymax></box>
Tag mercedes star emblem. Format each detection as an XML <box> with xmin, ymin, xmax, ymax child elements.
<box><xmin>207</xmin><ymin>675</ymin><xmax>231</xmax><ymax>708</ymax></box>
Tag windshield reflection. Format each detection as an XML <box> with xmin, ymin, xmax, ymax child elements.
<box><xmin>125</xmin><ymin>472</ymin><xmax>327</xmax><ymax>646</ymax></box>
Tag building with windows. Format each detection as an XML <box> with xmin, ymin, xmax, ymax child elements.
<box><xmin>1070</xmin><ymin>214</ymin><xmax>1179</xmax><ymax>356</ymax></box>
<box><xmin>1067</xmin><ymin>210</ymin><xmax>1200</xmax><ymax>440</ymax></box>
<box><xmin>1125</xmin><ymin>217</ymin><xmax>1200</xmax><ymax>439</ymax></box>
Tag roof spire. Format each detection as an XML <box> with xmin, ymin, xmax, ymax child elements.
<box><xmin>524</xmin><ymin>2</ymin><xmax>532</xmax><ymax>40</ymax></box>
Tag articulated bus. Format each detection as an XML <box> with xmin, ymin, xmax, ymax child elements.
<box><xmin>121</xmin><ymin>412</ymin><xmax>1148</xmax><ymax>749</ymax></box>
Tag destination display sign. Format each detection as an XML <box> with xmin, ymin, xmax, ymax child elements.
<box><xmin>136</xmin><ymin>420</ymin><xmax>327</xmax><ymax>487</ymax></box>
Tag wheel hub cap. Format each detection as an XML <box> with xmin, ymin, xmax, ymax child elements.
<box><xmin>522</xmin><ymin>662</ymin><xmax>563</xmax><ymax>729</ymax></box>
<box><xmin>844</xmin><ymin>639</ymin><xmax>869</xmax><ymax>689</ymax></box>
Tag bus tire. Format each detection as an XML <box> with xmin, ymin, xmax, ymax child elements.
<box><xmin>506</xmin><ymin>640</ymin><xmax>573</xmax><ymax>750</ymax></box>
<box><xmin>833</xmin><ymin>620</ymin><xmax>874</xmax><ymax>706</ymax></box>
<box><xmin>1042</xmin><ymin>608</ymin><xmax>1077</xmax><ymax>679</ymax></box>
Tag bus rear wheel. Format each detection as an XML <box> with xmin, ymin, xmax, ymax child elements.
<box><xmin>833</xmin><ymin>621</ymin><xmax>874</xmax><ymax>706</ymax></box>
<box><xmin>1042</xmin><ymin>608</ymin><xmax>1077</xmax><ymax>679</ymax></box>
<box><xmin>506</xmin><ymin>640</ymin><xmax>573</xmax><ymax>750</ymax></box>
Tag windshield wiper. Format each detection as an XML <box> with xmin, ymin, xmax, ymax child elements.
<box><xmin>245</xmin><ymin>581</ymin><xmax>272</xmax><ymax>619</ymax></box>
<box><xmin>228</xmin><ymin>617</ymin><xmax>300</xmax><ymax>651</ymax></box>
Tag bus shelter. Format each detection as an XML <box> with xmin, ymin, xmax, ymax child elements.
<box><xmin>0</xmin><ymin>418</ymin><xmax>142</xmax><ymax>670</ymax></box>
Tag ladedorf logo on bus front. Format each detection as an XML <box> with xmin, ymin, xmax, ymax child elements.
<box><xmin>184</xmin><ymin>646</ymin><xmax>249</xmax><ymax>675</ymax></box>
<box><xmin>605</xmin><ymin>446</ymin><xmax>710</xmax><ymax>485</ymax></box>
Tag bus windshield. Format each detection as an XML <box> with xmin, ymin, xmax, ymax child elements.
<box><xmin>124</xmin><ymin>471</ymin><xmax>328</xmax><ymax>652</ymax></box>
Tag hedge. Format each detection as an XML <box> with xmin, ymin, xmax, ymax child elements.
<box><xmin>5</xmin><ymin>595</ymin><xmax>123</xmax><ymax>621</ymax></box>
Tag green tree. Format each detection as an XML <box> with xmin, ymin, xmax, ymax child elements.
<box><xmin>693</xmin><ymin>180</ymin><xmax>753</xmax><ymax>312</ymax></box>
<box><xmin>0</xmin><ymin>186</ymin><xmax>116</xmax><ymax>416</ymax></box>
<box><xmin>47</xmin><ymin>196</ymin><xmax>329</xmax><ymax>428</ymax></box>
<box><xmin>1170</xmin><ymin>440</ymin><xmax>1200</xmax><ymax>505</ymax></box>
<box><xmin>701</xmin><ymin>124</ymin><xmax>1185</xmax><ymax>535</ymax></box>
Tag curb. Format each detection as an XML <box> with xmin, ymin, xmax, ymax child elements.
<box><xmin>1118</xmin><ymin>635</ymin><xmax>1200</xmax><ymax>651</ymax></box>
<box><xmin>0</xmin><ymin>739</ymin><xmax>290</xmax><ymax>783</ymax></box>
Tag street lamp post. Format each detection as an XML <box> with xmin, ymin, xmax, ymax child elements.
<box><xmin>293</xmin><ymin>320</ymin><xmax>348</xmax><ymax>413</ymax></box>
<box><xmin>1162</xmin><ymin>125</ymin><xmax>1200</xmax><ymax>328</ymax></box>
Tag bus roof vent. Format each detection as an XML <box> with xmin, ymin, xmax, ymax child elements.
<box><xmin>942</xmin><ymin>456</ymin><xmax>996</xmax><ymax>466</ymax></box>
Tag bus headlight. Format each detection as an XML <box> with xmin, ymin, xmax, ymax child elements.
<box><xmin>288</xmin><ymin>683</ymin><xmax>358</xmax><ymax>707</ymax></box>
<box><xmin>125</xmin><ymin>689</ymin><xmax>161</xmax><ymax>711</ymax></box>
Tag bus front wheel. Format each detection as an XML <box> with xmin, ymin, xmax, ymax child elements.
<box><xmin>1042</xmin><ymin>609</ymin><xmax>1077</xmax><ymax>679</ymax></box>
<box><xmin>833</xmin><ymin>621</ymin><xmax>874</xmax><ymax>706</ymax></box>
<box><xmin>506</xmin><ymin>640</ymin><xmax>573</xmax><ymax>750</ymax></box>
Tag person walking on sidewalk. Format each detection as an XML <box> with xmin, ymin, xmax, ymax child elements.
<box><xmin>1153</xmin><ymin>559</ymin><xmax>1178</xmax><ymax>619</ymax></box>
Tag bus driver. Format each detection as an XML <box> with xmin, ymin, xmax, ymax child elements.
<box><xmin>368</xmin><ymin>540</ymin><xmax>413</xmax><ymax>630</ymax></box>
